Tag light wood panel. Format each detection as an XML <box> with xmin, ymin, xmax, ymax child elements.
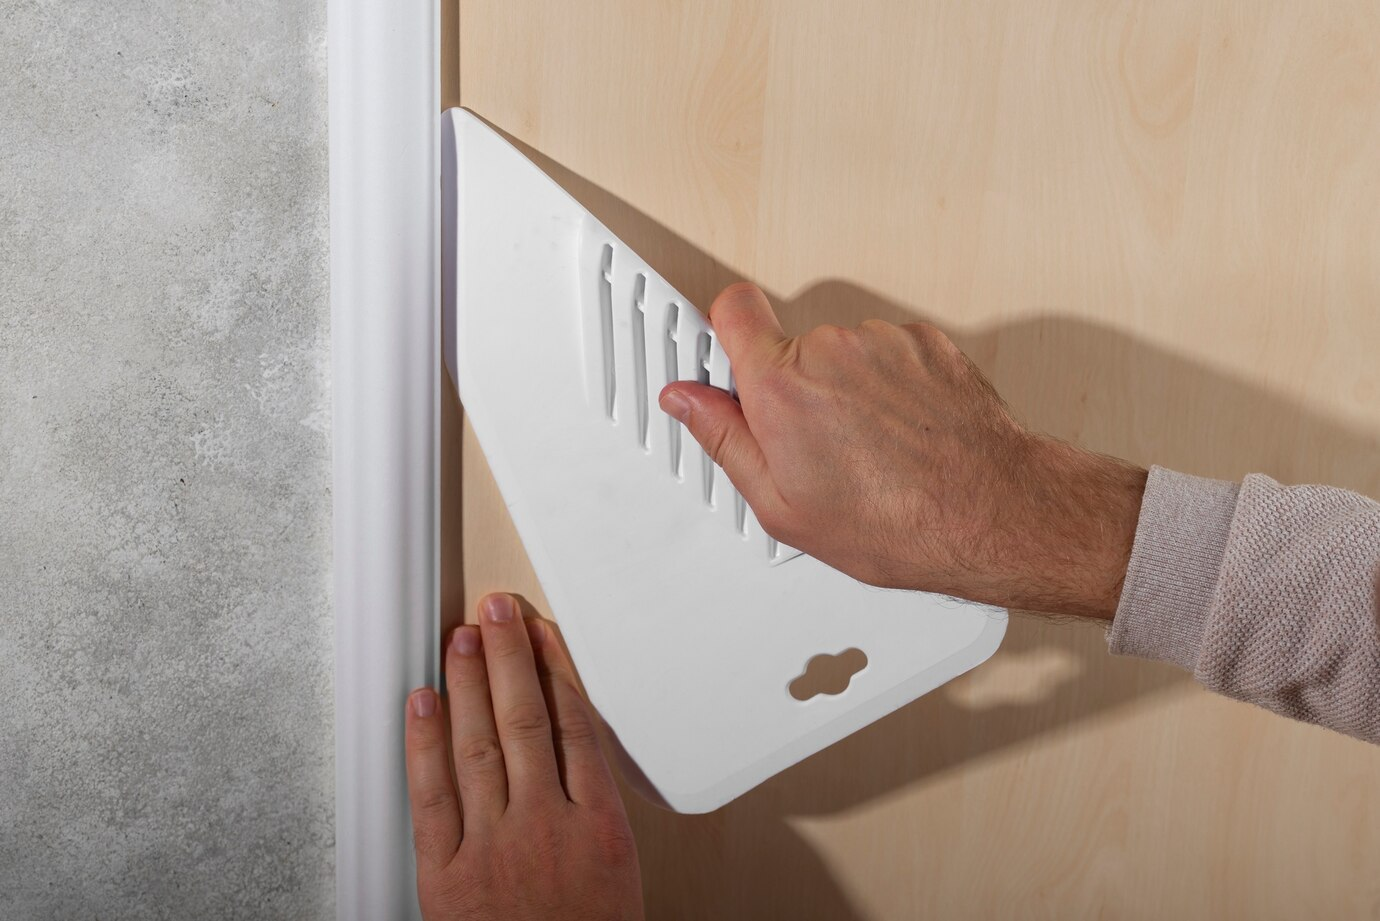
<box><xmin>443</xmin><ymin>3</ymin><xmax>1380</xmax><ymax>918</ymax></box>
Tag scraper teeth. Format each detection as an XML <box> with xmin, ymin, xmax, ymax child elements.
<box><xmin>664</xmin><ymin>303</ymin><xmax>682</xmax><ymax>478</ymax></box>
<box><xmin>588</xmin><ymin>236</ymin><xmax>802</xmax><ymax>565</ymax></box>
<box><xmin>695</xmin><ymin>331</ymin><xmax>714</xmax><ymax>507</ymax></box>
<box><xmin>597</xmin><ymin>243</ymin><xmax>616</xmax><ymax>420</ymax></box>
<box><xmin>631</xmin><ymin>273</ymin><xmax>649</xmax><ymax>450</ymax></box>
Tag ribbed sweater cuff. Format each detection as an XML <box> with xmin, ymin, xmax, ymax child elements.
<box><xmin>1107</xmin><ymin>466</ymin><xmax>1241</xmax><ymax>672</ymax></box>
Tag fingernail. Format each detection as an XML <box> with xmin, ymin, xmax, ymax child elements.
<box><xmin>451</xmin><ymin>625</ymin><xmax>480</xmax><ymax>656</ymax></box>
<box><xmin>482</xmin><ymin>593</ymin><xmax>514</xmax><ymax>623</ymax></box>
<box><xmin>526</xmin><ymin>619</ymin><xmax>546</xmax><ymax>648</ymax></box>
<box><xmin>411</xmin><ymin>689</ymin><xmax>436</xmax><ymax>718</ymax></box>
<box><xmin>660</xmin><ymin>390</ymin><xmax>690</xmax><ymax>422</ymax></box>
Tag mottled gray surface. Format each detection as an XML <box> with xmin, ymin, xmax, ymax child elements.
<box><xmin>0</xmin><ymin>1</ymin><xmax>333</xmax><ymax>918</ymax></box>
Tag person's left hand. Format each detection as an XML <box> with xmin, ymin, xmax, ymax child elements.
<box><xmin>404</xmin><ymin>593</ymin><xmax>645</xmax><ymax>921</ymax></box>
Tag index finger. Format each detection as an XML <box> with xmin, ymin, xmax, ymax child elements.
<box><xmin>706</xmin><ymin>283</ymin><xmax>788</xmax><ymax>379</ymax></box>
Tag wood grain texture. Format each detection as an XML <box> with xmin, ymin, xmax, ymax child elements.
<box><xmin>444</xmin><ymin>2</ymin><xmax>1380</xmax><ymax>918</ymax></box>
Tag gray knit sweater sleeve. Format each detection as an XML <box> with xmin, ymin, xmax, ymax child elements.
<box><xmin>1109</xmin><ymin>466</ymin><xmax>1380</xmax><ymax>744</ymax></box>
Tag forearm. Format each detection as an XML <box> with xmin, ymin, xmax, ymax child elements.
<box><xmin>1109</xmin><ymin>467</ymin><xmax>1380</xmax><ymax>744</ymax></box>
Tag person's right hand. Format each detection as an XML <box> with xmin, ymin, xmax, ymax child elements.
<box><xmin>658</xmin><ymin>283</ymin><xmax>1148</xmax><ymax>619</ymax></box>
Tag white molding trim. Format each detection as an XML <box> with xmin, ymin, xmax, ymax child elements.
<box><xmin>328</xmin><ymin>0</ymin><xmax>438</xmax><ymax>917</ymax></box>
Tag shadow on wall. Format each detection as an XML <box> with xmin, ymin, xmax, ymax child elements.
<box><xmin>436</xmin><ymin>122</ymin><xmax>1380</xmax><ymax>921</ymax></box>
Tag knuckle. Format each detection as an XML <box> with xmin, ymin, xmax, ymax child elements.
<box><xmin>552</xmin><ymin>699</ymin><xmax>600</xmax><ymax>748</ymax></box>
<box><xmin>905</xmin><ymin>320</ymin><xmax>953</xmax><ymax>351</ymax></box>
<box><xmin>411</xmin><ymin>784</ymin><xmax>455</xmax><ymax>817</ymax></box>
<box><xmin>455</xmin><ymin>734</ymin><xmax>505</xmax><ymax>772</ymax></box>
<box><xmin>488</xmin><ymin>636</ymin><xmax>534</xmax><ymax>663</ymax></box>
<box><xmin>500</xmin><ymin>701</ymin><xmax>553</xmax><ymax>741</ymax></box>
<box><xmin>445</xmin><ymin>662</ymin><xmax>487</xmax><ymax>693</ymax></box>
<box><xmin>809</xmin><ymin>323</ymin><xmax>862</xmax><ymax>358</ymax></box>
<box><xmin>813</xmin><ymin>322</ymin><xmax>852</xmax><ymax>342</ymax></box>
<box><xmin>535</xmin><ymin>654</ymin><xmax>569</xmax><ymax>679</ymax></box>
<box><xmin>903</xmin><ymin>319</ymin><xmax>935</xmax><ymax>340</ymax></box>
<box><xmin>409</xmin><ymin>723</ymin><xmax>446</xmax><ymax>753</ymax></box>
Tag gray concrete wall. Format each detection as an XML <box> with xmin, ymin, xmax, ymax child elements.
<box><xmin>1</xmin><ymin>2</ymin><xmax>334</xmax><ymax>917</ymax></box>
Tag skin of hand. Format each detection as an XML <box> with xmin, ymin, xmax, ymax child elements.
<box><xmin>658</xmin><ymin>283</ymin><xmax>1149</xmax><ymax>620</ymax></box>
<box><xmin>404</xmin><ymin>593</ymin><xmax>644</xmax><ymax>921</ymax></box>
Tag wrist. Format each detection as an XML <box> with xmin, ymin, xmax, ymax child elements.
<box><xmin>1013</xmin><ymin>437</ymin><xmax>1148</xmax><ymax>619</ymax></box>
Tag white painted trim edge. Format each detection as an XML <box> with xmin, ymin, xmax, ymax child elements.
<box><xmin>328</xmin><ymin>0</ymin><xmax>438</xmax><ymax>918</ymax></box>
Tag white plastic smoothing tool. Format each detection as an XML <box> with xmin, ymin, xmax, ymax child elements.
<box><xmin>442</xmin><ymin>108</ymin><xmax>1006</xmax><ymax>813</ymax></box>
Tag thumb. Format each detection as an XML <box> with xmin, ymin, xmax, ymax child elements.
<box><xmin>659</xmin><ymin>381</ymin><xmax>774</xmax><ymax>510</ymax></box>
<box><xmin>707</xmin><ymin>282</ymin><xmax>788</xmax><ymax>383</ymax></box>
